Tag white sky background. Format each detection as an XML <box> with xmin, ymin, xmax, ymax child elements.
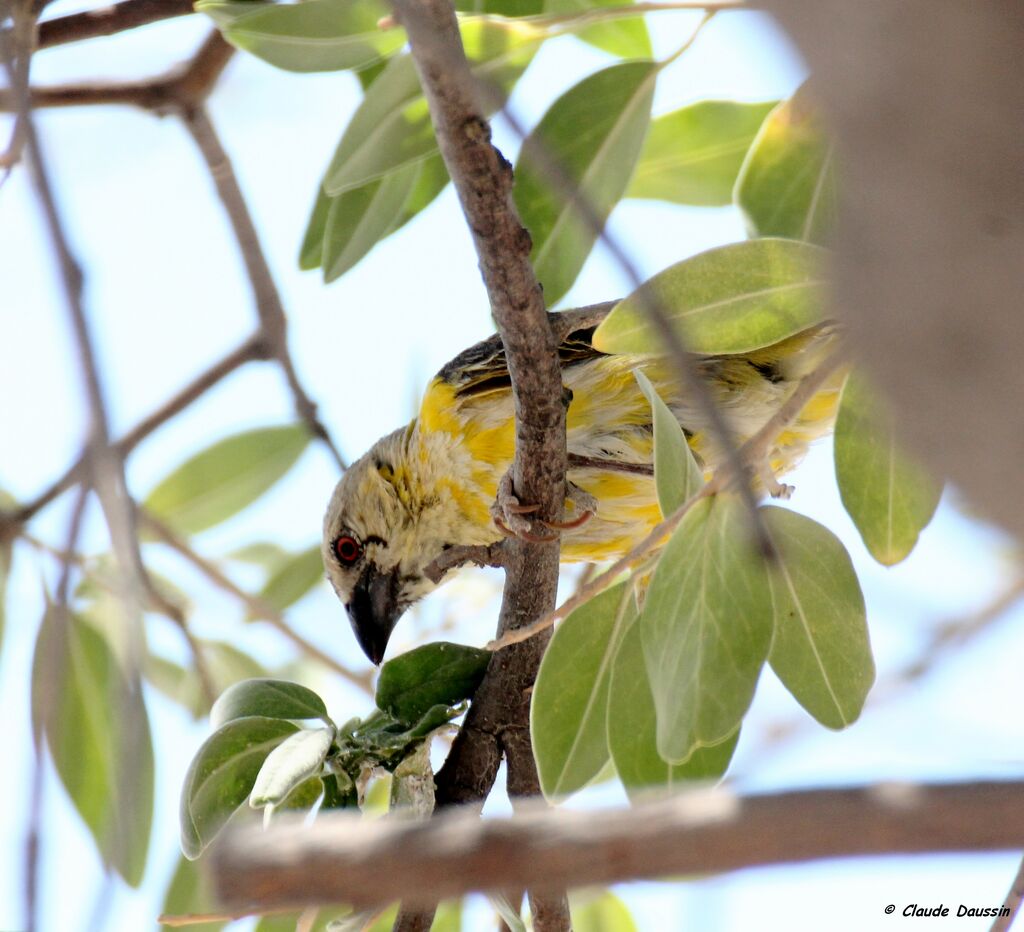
<box><xmin>1</xmin><ymin>4</ymin><xmax>1023</xmax><ymax>930</ymax></box>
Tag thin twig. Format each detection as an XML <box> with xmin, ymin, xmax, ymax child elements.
<box><xmin>140</xmin><ymin>511</ymin><xmax>374</xmax><ymax>695</ymax></box>
<box><xmin>36</xmin><ymin>0</ymin><xmax>195</xmax><ymax>49</ymax></box>
<box><xmin>992</xmin><ymin>852</ymin><xmax>1024</xmax><ymax>932</ymax></box>
<box><xmin>179</xmin><ymin>105</ymin><xmax>347</xmax><ymax>473</ymax></box>
<box><xmin>487</xmin><ymin>350</ymin><xmax>847</xmax><ymax>651</ymax></box>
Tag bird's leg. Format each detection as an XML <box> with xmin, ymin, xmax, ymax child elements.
<box><xmin>760</xmin><ymin>462</ymin><xmax>795</xmax><ymax>500</ymax></box>
<box><xmin>491</xmin><ymin>472</ymin><xmax>596</xmax><ymax>541</ymax></box>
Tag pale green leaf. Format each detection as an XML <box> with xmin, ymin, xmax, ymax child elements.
<box><xmin>544</xmin><ymin>0</ymin><xmax>651</xmax><ymax>59</ymax></box>
<box><xmin>634</xmin><ymin>369</ymin><xmax>703</xmax><ymax>517</ymax></box>
<box><xmin>160</xmin><ymin>855</ymin><xmax>225</xmax><ymax>932</ymax></box>
<box><xmin>640</xmin><ymin>495</ymin><xmax>772</xmax><ymax>762</ymax></box>
<box><xmin>629</xmin><ymin>99</ymin><xmax>777</xmax><ymax>206</ymax></box>
<box><xmin>256</xmin><ymin>545</ymin><xmax>325</xmax><ymax>614</ymax></box>
<box><xmin>515</xmin><ymin>60</ymin><xmax>657</xmax><ymax>305</ymax></box>
<box><xmin>211</xmin><ymin>677</ymin><xmax>331</xmax><ymax>729</ymax></box>
<box><xmin>762</xmin><ymin>506</ymin><xmax>875</xmax><ymax>728</ymax></box>
<box><xmin>325</xmin><ymin>21</ymin><xmax>541</xmax><ymax>194</ymax></box>
<box><xmin>457</xmin><ymin>0</ymin><xmax>542</xmax><ymax>13</ymax></box>
<box><xmin>834</xmin><ymin>374</ymin><xmax>942</xmax><ymax>565</ymax></box>
<box><xmin>198</xmin><ymin>0</ymin><xmax>405</xmax><ymax>74</ymax></box>
<box><xmin>300</xmin><ymin>187</ymin><xmax>332</xmax><ymax>271</ymax></box>
<box><xmin>144</xmin><ymin>424</ymin><xmax>309</xmax><ymax>536</ymax></box>
<box><xmin>488</xmin><ymin>894</ymin><xmax>525</xmax><ymax>932</ymax></box>
<box><xmin>572</xmin><ymin>890</ymin><xmax>638</xmax><ymax>932</ymax></box>
<box><xmin>531</xmin><ymin>583</ymin><xmax>635</xmax><ymax>798</ymax></box>
<box><xmin>323</xmin><ymin>162</ymin><xmax>421</xmax><ymax>282</ymax></box>
<box><xmin>180</xmin><ymin>716</ymin><xmax>299</xmax><ymax>859</ymax></box>
<box><xmin>592</xmin><ymin>238</ymin><xmax>826</xmax><ymax>355</ymax></box>
<box><xmin>250</xmin><ymin>726</ymin><xmax>335</xmax><ymax>808</ymax></box>
<box><xmin>225</xmin><ymin>541</ymin><xmax>290</xmax><ymax>571</ymax></box>
<box><xmin>735</xmin><ymin>83</ymin><xmax>837</xmax><ymax>244</ymax></box>
<box><xmin>32</xmin><ymin>610</ymin><xmax>154</xmax><ymax>886</ymax></box>
<box><xmin>608</xmin><ymin>611</ymin><xmax>738</xmax><ymax>796</ymax></box>
<box><xmin>146</xmin><ymin>641</ymin><xmax>266</xmax><ymax>719</ymax></box>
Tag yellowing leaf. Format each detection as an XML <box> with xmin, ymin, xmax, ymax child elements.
<box><xmin>834</xmin><ymin>374</ymin><xmax>942</xmax><ymax>565</ymax></box>
<box><xmin>592</xmin><ymin>238</ymin><xmax>825</xmax><ymax>355</ymax></box>
<box><xmin>144</xmin><ymin>424</ymin><xmax>309</xmax><ymax>536</ymax></box>
<box><xmin>640</xmin><ymin>495</ymin><xmax>772</xmax><ymax>763</ymax></box>
<box><xmin>515</xmin><ymin>60</ymin><xmax>657</xmax><ymax>306</ymax></box>
<box><xmin>531</xmin><ymin>583</ymin><xmax>635</xmax><ymax>798</ymax></box>
<box><xmin>763</xmin><ymin>507</ymin><xmax>875</xmax><ymax>728</ymax></box>
<box><xmin>629</xmin><ymin>99</ymin><xmax>777</xmax><ymax>206</ymax></box>
<box><xmin>735</xmin><ymin>83</ymin><xmax>837</xmax><ymax>244</ymax></box>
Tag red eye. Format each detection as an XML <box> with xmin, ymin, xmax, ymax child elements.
<box><xmin>334</xmin><ymin>535</ymin><xmax>362</xmax><ymax>566</ymax></box>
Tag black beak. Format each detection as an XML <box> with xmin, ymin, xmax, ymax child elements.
<box><xmin>346</xmin><ymin>563</ymin><xmax>403</xmax><ymax>665</ymax></box>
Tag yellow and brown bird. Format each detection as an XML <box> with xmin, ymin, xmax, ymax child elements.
<box><xmin>322</xmin><ymin>307</ymin><xmax>841</xmax><ymax>663</ymax></box>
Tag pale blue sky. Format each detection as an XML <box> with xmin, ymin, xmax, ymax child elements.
<box><xmin>1</xmin><ymin>4</ymin><xmax>1022</xmax><ymax>930</ymax></box>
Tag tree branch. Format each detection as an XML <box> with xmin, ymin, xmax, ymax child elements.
<box><xmin>36</xmin><ymin>0</ymin><xmax>196</xmax><ymax>49</ymax></box>
<box><xmin>212</xmin><ymin>779</ymin><xmax>1024</xmax><ymax>911</ymax></box>
<box><xmin>387</xmin><ymin>0</ymin><xmax>571</xmax><ymax>926</ymax></box>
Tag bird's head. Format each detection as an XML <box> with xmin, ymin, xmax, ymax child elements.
<box><xmin>321</xmin><ymin>427</ymin><xmax>453</xmax><ymax>665</ymax></box>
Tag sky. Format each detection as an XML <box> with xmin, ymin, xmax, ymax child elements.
<box><xmin>1</xmin><ymin>3</ymin><xmax>1023</xmax><ymax>931</ymax></box>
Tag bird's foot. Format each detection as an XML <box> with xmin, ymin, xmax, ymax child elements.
<box><xmin>491</xmin><ymin>473</ymin><xmax>597</xmax><ymax>541</ymax></box>
<box><xmin>762</xmin><ymin>465</ymin><xmax>795</xmax><ymax>500</ymax></box>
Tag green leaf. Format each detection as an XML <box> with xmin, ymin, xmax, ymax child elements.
<box><xmin>544</xmin><ymin>0</ymin><xmax>651</xmax><ymax>59</ymax></box>
<box><xmin>322</xmin><ymin>162</ymin><xmax>421</xmax><ymax>282</ymax></box>
<box><xmin>211</xmin><ymin>678</ymin><xmax>330</xmax><ymax>729</ymax></box>
<box><xmin>180</xmin><ymin>716</ymin><xmax>299</xmax><ymax>858</ymax></box>
<box><xmin>325</xmin><ymin>21</ymin><xmax>540</xmax><ymax>194</ymax></box>
<box><xmin>640</xmin><ymin>495</ymin><xmax>772</xmax><ymax>762</ymax></box>
<box><xmin>32</xmin><ymin>610</ymin><xmax>154</xmax><ymax>885</ymax></box>
<box><xmin>634</xmin><ymin>370</ymin><xmax>703</xmax><ymax>517</ymax></box>
<box><xmin>391</xmin><ymin>153</ymin><xmax>450</xmax><ymax>231</ymax></box>
<box><xmin>608</xmin><ymin>611</ymin><xmax>738</xmax><ymax>795</ymax></box>
<box><xmin>572</xmin><ymin>890</ymin><xmax>638</xmax><ymax>932</ymax></box>
<box><xmin>376</xmin><ymin>642</ymin><xmax>490</xmax><ymax>723</ymax></box>
<box><xmin>197</xmin><ymin>0</ymin><xmax>405</xmax><ymax>74</ymax></box>
<box><xmin>250</xmin><ymin>726</ymin><xmax>335</xmax><ymax>808</ymax></box>
<box><xmin>629</xmin><ymin>99</ymin><xmax>777</xmax><ymax>206</ymax></box>
<box><xmin>226</xmin><ymin>541</ymin><xmax>291</xmax><ymax>569</ymax></box>
<box><xmin>160</xmin><ymin>855</ymin><xmax>225</xmax><ymax>932</ymax></box>
<box><xmin>762</xmin><ymin>507</ymin><xmax>875</xmax><ymax>728</ymax></box>
<box><xmin>144</xmin><ymin>424</ymin><xmax>310</xmax><ymax>536</ymax></box>
<box><xmin>531</xmin><ymin>583</ymin><xmax>635</xmax><ymax>798</ymax></box>
<box><xmin>458</xmin><ymin>0</ymin><xmax>542</xmax><ymax>12</ymax></box>
<box><xmin>515</xmin><ymin>60</ymin><xmax>657</xmax><ymax>306</ymax></box>
<box><xmin>300</xmin><ymin>187</ymin><xmax>333</xmax><ymax>271</ymax></box>
<box><xmin>592</xmin><ymin>238</ymin><xmax>826</xmax><ymax>355</ymax></box>
<box><xmin>834</xmin><ymin>374</ymin><xmax>942</xmax><ymax>565</ymax></box>
<box><xmin>256</xmin><ymin>545</ymin><xmax>325</xmax><ymax>613</ymax></box>
<box><xmin>735</xmin><ymin>83</ymin><xmax>837</xmax><ymax>244</ymax></box>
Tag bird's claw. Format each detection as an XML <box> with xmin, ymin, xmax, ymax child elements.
<box><xmin>761</xmin><ymin>465</ymin><xmax>795</xmax><ymax>500</ymax></box>
<box><xmin>491</xmin><ymin>473</ymin><xmax>597</xmax><ymax>541</ymax></box>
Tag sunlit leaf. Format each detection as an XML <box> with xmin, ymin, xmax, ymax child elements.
<box><xmin>376</xmin><ymin>642</ymin><xmax>490</xmax><ymax>723</ymax></box>
<box><xmin>629</xmin><ymin>99</ymin><xmax>777</xmax><ymax>206</ymax></box>
<box><xmin>640</xmin><ymin>495</ymin><xmax>771</xmax><ymax>762</ymax></box>
<box><xmin>197</xmin><ymin>0</ymin><xmax>406</xmax><ymax>74</ymax></box>
<box><xmin>762</xmin><ymin>507</ymin><xmax>875</xmax><ymax>728</ymax></box>
<box><xmin>250</xmin><ymin>726</ymin><xmax>335</xmax><ymax>808</ymax></box>
<box><xmin>834</xmin><ymin>374</ymin><xmax>942</xmax><ymax>565</ymax></box>
<box><xmin>515</xmin><ymin>60</ymin><xmax>656</xmax><ymax>305</ymax></box>
<box><xmin>544</xmin><ymin>0</ymin><xmax>651</xmax><ymax>59</ymax></box>
<box><xmin>180</xmin><ymin>716</ymin><xmax>299</xmax><ymax>858</ymax></box>
<box><xmin>608</xmin><ymin>612</ymin><xmax>738</xmax><ymax>795</ymax></box>
<box><xmin>211</xmin><ymin>677</ymin><xmax>331</xmax><ymax>729</ymax></box>
<box><xmin>325</xmin><ymin>21</ymin><xmax>540</xmax><ymax>194</ymax></box>
<box><xmin>32</xmin><ymin>610</ymin><xmax>154</xmax><ymax>885</ymax></box>
<box><xmin>160</xmin><ymin>855</ymin><xmax>225</xmax><ymax>932</ymax></box>
<box><xmin>322</xmin><ymin>163</ymin><xmax>421</xmax><ymax>282</ymax></box>
<box><xmin>255</xmin><ymin>545</ymin><xmax>325</xmax><ymax>614</ymax></box>
<box><xmin>458</xmin><ymin>0</ymin><xmax>542</xmax><ymax>12</ymax></box>
<box><xmin>735</xmin><ymin>83</ymin><xmax>837</xmax><ymax>244</ymax></box>
<box><xmin>531</xmin><ymin>583</ymin><xmax>634</xmax><ymax>798</ymax></box>
<box><xmin>634</xmin><ymin>370</ymin><xmax>703</xmax><ymax>516</ymax></box>
<box><xmin>592</xmin><ymin>238</ymin><xmax>825</xmax><ymax>355</ymax></box>
<box><xmin>572</xmin><ymin>890</ymin><xmax>638</xmax><ymax>932</ymax></box>
<box><xmin>146</xmin><ymin>641</ymin><xmax>266</xmax><ymax>719</ymax></box>
<box><xmin>144</xmin><ymin>424</ymin><xmax>310</xmax><ymax>536</ymax></box>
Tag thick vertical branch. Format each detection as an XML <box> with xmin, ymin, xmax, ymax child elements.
<box><xmin>389</xmin><ymin>0</ymin><xmax>570</xmax><ymax>928</ymax></box>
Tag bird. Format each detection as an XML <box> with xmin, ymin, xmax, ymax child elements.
<box><xmin>322</xmin><ymin>306</ymin><xmax>843</xmax><ymax>665</ymax></box>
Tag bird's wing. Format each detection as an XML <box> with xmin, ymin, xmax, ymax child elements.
<box><xmin>435</xmin><ymin>308</ymin><xmax>612</xmax><ymax>401</ymax></box>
